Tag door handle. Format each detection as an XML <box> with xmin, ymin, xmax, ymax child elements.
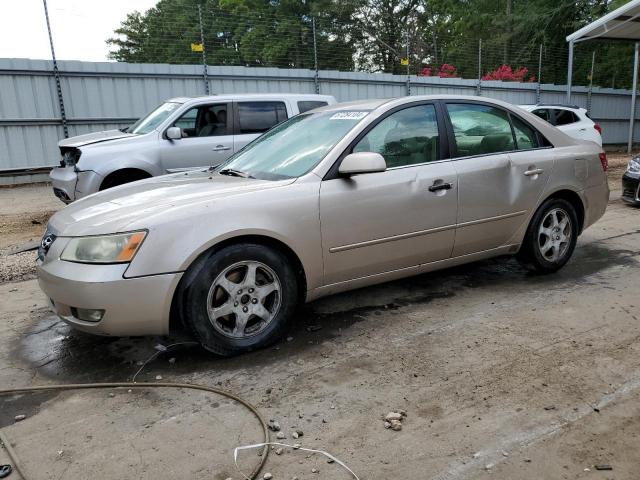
<box><xmin>212</xmin><ymin>145</ymin><xmax>231</xmax><ymax>151</ymax></box>
<box><xmin>524</xmin><ymin>168</ymin><xmax>544</xmax><ymax>176</ymax></box>
<box><xmin>428</xmin><ymin>182</ymin><xmax>453</xmax><ymax>192</ymax></box>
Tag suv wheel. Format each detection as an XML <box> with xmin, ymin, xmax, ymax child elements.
<box><xmin>180</xmin><ymin>243</ymin><xmax>298</xmax><ymax>356</ymax></box>
<box><xmin>518</xmin><ymin>198</ymin><xmax>578</xmax><ymax>274</ymax></box>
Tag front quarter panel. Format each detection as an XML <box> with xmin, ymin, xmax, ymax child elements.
<box><xmin>124</xmin><ymin>176</ymin><xmax>324</xmax><ymax>293</ymax></box>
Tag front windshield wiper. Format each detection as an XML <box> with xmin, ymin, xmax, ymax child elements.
<box><xmin>218</xmin><ymin>168</ymin><xmax>254</xmax><ymax>179</ymax></box>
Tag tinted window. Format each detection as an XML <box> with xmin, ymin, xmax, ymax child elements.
<box><xmin>512</xmin><ymin>116</ymin><xmax>539</xmax><ymax>150</ymax></box>
<box><xmin>554</xmin><ymin>109</ymin><xmax>578</xmax><ymax>126</ymax></box>
<box><xmin>532</xmin><ymin>109</ymin><xmax>551</xmax><ymax>122</ymax></box>
<box><xmin>172</xmin><ymin>104</ymin><xmax>229</xmax><ymax>137</ymax></box>
<box><xmin>298</xmin><ymin>100</ymin><xmax>328</xmax><ymax>113</ymax></box>
<box><xmin>447</xmin><ymin>103</ymin><xmax>514</xmax><ymax>157</ymax></box>
<box><xmin>352</xmin><ymin>105</ymin><xmax>440</xmax><ymax>168</ymax></box>
<box><xmin>237</xmin><ymin>102</ymin><xmax>288</xmax><ymax>134</ymax></box>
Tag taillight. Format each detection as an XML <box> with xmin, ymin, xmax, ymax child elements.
<box><xmin>594</xmin><ymin>123</ymin><xmax>602</xmax><ymax>135</ymax></box>
<box><xmin>599</xmin><ymin>152</ymin><xmax>608</xmax><ymax>172</ymax></box>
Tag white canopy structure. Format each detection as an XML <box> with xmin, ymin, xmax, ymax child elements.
<box><xmin>566</xmin><ymin>0</ymin><xmax>640</xmax><ymax>152</ymax></box>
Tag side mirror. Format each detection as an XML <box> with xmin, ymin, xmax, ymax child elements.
<box><xmin>166</xmin><ymin>127</ymin><xmax>182</xmax><ymax>140</ymax></box>
<box><xmin>339</xmin><ymin>152</ymin><xmax>386</xmax><ymax>176</ymax></box>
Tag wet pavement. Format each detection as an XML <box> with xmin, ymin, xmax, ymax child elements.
<box><xmin>1</xmin><ymin>192</ymin><xmax>640</xmax><ymax>479</ymax></box>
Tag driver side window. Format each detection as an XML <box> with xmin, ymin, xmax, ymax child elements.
<box><xmin>353</xmin><ymin>104</ymin><xmax>440</xmax><ymax>168</ymax></box>
<box><xmin>172</xmin><ymin>104</ymin><xmax>229</xmax><ymax>138</ymax></box>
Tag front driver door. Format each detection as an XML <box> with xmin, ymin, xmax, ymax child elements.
<box><xmin>160</xmin><ymin>102</ymin><xmax>233</xmax><ymax>172</ymax></box>
<box><xmin>319</xmin><ymin>103</ymin><xmax>458</xmax><ymax>286</ymax></box>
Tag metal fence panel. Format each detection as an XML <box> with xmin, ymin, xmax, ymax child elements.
<box><xmin>1</xmin><ymin>58</ymin><xmax>639</xmax><ymax>174</ymax></box>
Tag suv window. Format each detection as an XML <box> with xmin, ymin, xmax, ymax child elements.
<box><xmin>512</xmin><ymin>116</ymin><xmax>539</xmax><ymax>150</ymax></box>
<box><xmin>353</xmin><ymin>104</ymin><xmax>440</xmax><ymax>168</ymax></box>
<box><xmin>553</xmin><ymin>109</ymin><xmax>578</xmax><ymax>126</ymax></box>
<box><xmin>447</xmin><ymin>103</ymin><xmax>514</xmax><ymax>157</ymax></box>
<box><xmin>172</xmin><ymin>104</ymin><xmax>229</xmax><ymax>137</ymax></box>
<box><xmin>237</xmin><ymin>101</ymin><xmax>288</xmax><ymax>134</ymax></box>
<box><xmin>531</xmin><ymin>109</ymin><xmax>551</xmax><ymax>122</ymax></box>
<box><xmin>298</xmin><ymin>100</ymin><xmax>328</xmax><ymax>113</ymax></box>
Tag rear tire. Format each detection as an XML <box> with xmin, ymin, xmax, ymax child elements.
<box><xmin>179</xmin><ymin>243</ymin><xmax>298</xmax><ymax>356</ymax></box>
<box><xmin>518</xmin><ymin>198</ymin><xmax>578</xmax><ymax>274</ymax></box>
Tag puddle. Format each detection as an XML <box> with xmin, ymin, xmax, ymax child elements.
<box><xmin>15</xmin><ymin>242</ymin><xmax>634</xmax><ymax>383</ymax></box>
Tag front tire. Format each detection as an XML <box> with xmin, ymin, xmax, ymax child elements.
<box><xmin>518</xmin><ymin>198</ymin><xmax>578</xmax><ymax>274</ymax></box>
<box><xmin>180</xmin><ymin>243</ymin><xmax>298</xmax><ymax>356</ymax></box>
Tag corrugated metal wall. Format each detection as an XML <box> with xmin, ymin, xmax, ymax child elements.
<box><xmin>1</xmin><ymin>58</ymin><xmax>639</xmax><ymax>174</ymax></box>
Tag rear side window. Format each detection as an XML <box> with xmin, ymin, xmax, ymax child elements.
<box><xmin>511</xmin><ymin>116</ymin><xmax>539</xmax><ymax>150</ymax></box>
<box><xmin>237</xmin><ymin>102</ymin><xmax>288</xmax><ymax>134</ymax></box>
<box><xmin>298</xmin><ymin>100</ymin><xmax>328</xmax><ymax>113</ymax></box>
<box><xmin>446</xmin><ymin>103</ymin><xmax>514</xmax><ymax>157</ymax></box>
<box><xmin>554</xmin><ymin>109</ymin><xmax>578</xmax><ymax>125</ymax></box>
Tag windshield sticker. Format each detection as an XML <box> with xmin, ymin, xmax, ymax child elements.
<box><xmin>330</xmin><ymin>111</ymin><xmax>368</xmax><ymax>120</ymax></box>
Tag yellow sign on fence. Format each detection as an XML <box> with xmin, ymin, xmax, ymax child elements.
<box><xmin>400</xmin><ymin>57</ymin><xmax>409</xmax><ymax>66</ymax></box>
<box><xmin>191</xmin><ymin>42</ymin><xmax>204</xmax><ymax>52</ymax></box>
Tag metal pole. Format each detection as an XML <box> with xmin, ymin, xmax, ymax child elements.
<box><xmin>312</xmin><ymin>17</ymin><xmax>319</xmax><ymax>94</ymax></box>
<box><xmin>476</xmin><ymin>39</ymin><xmax>482</xmax><ymax>96</ymax></box>
<box><xmin>627</xmin><ymin>42</ymin><xmax>639</xmax><ymax>154</ymax></box>
<box><xmin>198</xmin><ymin>4</ymin><xmax>210</xmax><ymax>95</ymax></box>
<box><xmin>406</xmin><ymin>29</ymin><xmax>411</xmax><ymax>96</ymax></box>
<box><xmin>536</xmin><ymin>44</ymin><xmax>542</xmax><ymax>104</ymax></box>
<box><xmin>566</xmin><ymin>40</ymin><xmax>574</xmax><ymax>103</ymax></box>
<box><xmin>587</xmin><ymin>50</ymin><xmax>595</xmax><ymax>115</ymax></box>
<box><xmin>42</xmin><ymin>0</ymin><xmax>68</xmax><ymax>138</ymax></box>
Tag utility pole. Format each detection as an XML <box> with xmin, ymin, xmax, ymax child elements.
<box><xmin>504</xmin><ymin>0</ymin><xmax>512</xmax><ymax>64</ymax></box>
<box><xmin>476</xmin><ymin>39</ymin><xmax>482</xmax><ymax>96</ymax></box>
<box><xmin>197</xmin><ymin>4</ymin><xmax>210</xmax><ymax>95</ymax></box>
<box><xmin>536</xmin><ymin>44</ymin><xmax>543</xmax><ymax>104</ymax></box>
<box><xmin>42</xmin><ymin>0</ymin><xmax>68</xmax><ymax>138</ymax></box>
<box><xmin>312</xmin><ymin>17</ymin><xmax>319</xmax><ymax>94</ymax></box>
<box><xmin>587</xmin><ymin>50</ymin><xmax>595</xmax><ymax>115</ymax></box>
<box><xmin>406</xmin><ymin>29</ymin><xmax>411</xmax><ymax>96</ymax></box>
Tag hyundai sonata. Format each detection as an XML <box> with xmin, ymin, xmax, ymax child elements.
<box><xmin>38</xmin><ymin>95</ymin><xmax>609</xmax><ymax>355</ymax></box>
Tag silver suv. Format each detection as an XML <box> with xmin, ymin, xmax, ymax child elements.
<box><xmin>50</xmin><ymin>93</ymin><xmax>336</xmax><ymax>202</ymax></box>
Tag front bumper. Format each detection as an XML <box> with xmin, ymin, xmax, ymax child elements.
<box><xmin>49</xmin><ymin>167</ymin><xmax>103</xmax><ymax>203</ymax></box>
<box><xmin>37</xmin><ymin>255</ymin><xmax>182</xmax><ymax>336</ymax></box>
<box><xmin>622</xmin><ymin>172</ymin><xmax>640</xmax><ymax>206</ymax></box>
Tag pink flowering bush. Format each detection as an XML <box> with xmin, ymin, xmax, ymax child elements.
<box><xmin>482</xmin><ymin>65</ymin><xmax>535</xmax><ymax>82</ymax></box>
<box><xmin>417</xmin><ymin>63</ymin><xmax>458</xmax><ymax>78</ymax></box>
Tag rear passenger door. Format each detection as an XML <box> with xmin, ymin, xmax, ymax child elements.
<box><xmin>233</xmin><ymin>101</ymin><xmax>288</xmax><ymax>152</ymax></box>
<box><xmin>445</xmin><ymin>102</ymin><xmax>554</xmax><ymax>256</ymax></box>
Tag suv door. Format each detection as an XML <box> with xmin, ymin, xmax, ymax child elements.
<box><xmin>320</xmin><ymin>103</ymin><xmax>457</xmax><ymax>286</ymax></box>
<box><xmin>233</xmin><ymin>101</ymin><xmax>288</xmax><ymax>152</ymax></box>
<box><xmin>159</xmin><ymin>102</ymin><xmax>233</xmax><ymax>172</ymax></box>
<box><xmin>445</xmin><ymin>102</ymin><xmax>554</xmax><ymax>256</ymax></box>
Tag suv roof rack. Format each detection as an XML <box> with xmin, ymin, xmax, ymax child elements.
<box><xmin>535</xmin><ymin>103</ymin><xmax>582</xmax><ymax>110</ymax></box>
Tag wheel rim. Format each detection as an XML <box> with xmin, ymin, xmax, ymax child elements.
<box><xmin>206</xmin><ymin>261</ymin><xmax>281</xmax><ymax>339</ymax></box>
<box><xmin>538</xmin><ymin>207</ymin><xmax>572</xmax><ymax>263</ymax></box>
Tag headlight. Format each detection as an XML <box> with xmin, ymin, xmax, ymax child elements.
<box><xmin>60</xmin><ymin>231</ymin><xmax>147</xmax><ymax>264</ymax></box>
<box><xmin>60</xmin><ymin>148</ymin><xmax>81</xmax><ymax>167</ymax></box>
<box><xmin>628</xmin><ymin>157</ymin><xmax>640</xmax><ymax>173</ymax></box>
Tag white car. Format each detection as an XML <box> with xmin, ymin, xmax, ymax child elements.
<box><xmin>519</xmin><ymin>104</ymin><xmax>602</xmax><ymax>146</ymax></box>
<box><xmin>50</xmin><ymin>93</ymin><xmax>336</xmax><ymax>203</ymax></box>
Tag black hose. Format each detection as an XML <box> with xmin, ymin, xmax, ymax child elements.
<box><xmin>0</xmin><ymin>382</ymin><xmax>269</xmax><ymax>480</ymax></box>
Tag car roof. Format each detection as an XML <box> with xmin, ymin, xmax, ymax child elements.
<box><xmin>167</xmin><ymin>93</ymin><xmax>336</xmax><ymax>104</ymax></box>
<box><xmin>519</xmin><ymin>104</ymin><xmax>586</xmax><ymax>113</ymax></box>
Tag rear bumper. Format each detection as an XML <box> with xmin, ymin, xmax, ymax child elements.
<box><xmin>582</xmin><ymin>180</ymin><xmax>609</xmax><ymax>231</ymax></box>
<box><xmin>37</xmin><ymin>258</ymin><xmax>182</xmax><ymax>336</ymax></box>
<box><xmin>622</xmin><ymin>172</ymin><xmax>640</xmax><ymax>206</ymax></box>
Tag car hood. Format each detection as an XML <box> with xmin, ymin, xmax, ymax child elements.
<box><xmin>49</xmin><ymin>170</ymin><xmax>295</xmax><ymax>236</ymax></box>
<box><xmin>58</xmin><ymin>129</ymin><xmax>137</xmax><ymax>148</ymax></box>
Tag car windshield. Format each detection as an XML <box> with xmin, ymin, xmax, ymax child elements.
<box><xmin>215</xmin><ymin>109</ymin><xmax>371</xmax><ymax>180</ymax></box>
<box><xmin>127</xmin><ymin>102</ymin><xmax>182</xmax><ymax>135</ymax></box>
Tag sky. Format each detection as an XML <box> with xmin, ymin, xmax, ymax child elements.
<box><xmin>0</xmin><ymin>0</ymin><xmax>159</xmax><ymax>62</ymax></box>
